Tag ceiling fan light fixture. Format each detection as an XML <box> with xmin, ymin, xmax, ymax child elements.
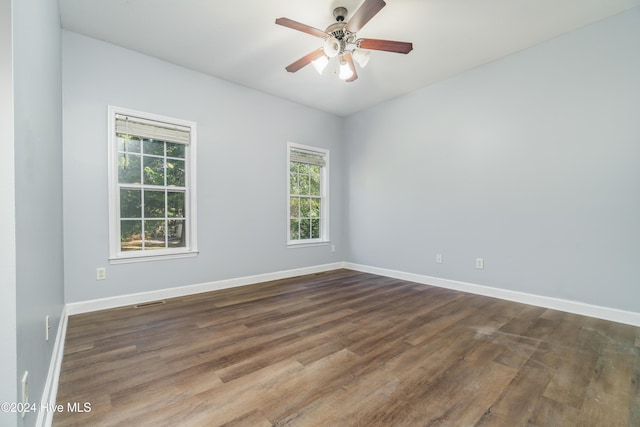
<box><xmin>311</xmin><ymin>55</ymin><xmax>329</xmax><ymax>74</ymax></box>
<box><xmin>352</xmin><ymin>49</ymin><xmax>371</xmax><ymax>68</ymax></box>
<box><xmin>338</xmin><ymin>57</ymin><xmax>354</xmax><ymax>80</ymax></box>
<box><xmin>323</xmin><ymin>37</ymin><xmax>341</xmax><ymax>58</ymax></box>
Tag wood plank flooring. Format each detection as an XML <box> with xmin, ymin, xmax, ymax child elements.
<box><xmin>53</xmin><ymin>269</ymin><xmax>640</xmax><ymax>426</ymax></box>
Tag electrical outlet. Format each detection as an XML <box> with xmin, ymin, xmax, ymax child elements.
<box><xmin>436</xmin><ymin>253</ymin><xmax>443</xmax><ymax>264</ymax></box>
<box><xmin>476</xmin><ymin>258</ymin><xmax>484</xmax><ymax>269</ymax></box>
<box><xmin>45</xmin><ymin>315</ymin><xmax>50</xmax><ymax>341</ymax></box>
<box><xmin>96</xmin><ymin>267</ymin><xmax>106</xmax><ymax>280</ymax></box>
<box><xmin>21</xmin><ymin>371</ymin><xmax>28</xmax><ymax>418</ymax></box>
<box><xmin>330</xmin><ymin>245</ymin><xmax>336</xmax><ymax>253</ymax></box>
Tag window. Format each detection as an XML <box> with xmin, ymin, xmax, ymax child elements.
<box><xmin>108</xmin><ymin>106</ymin><xmax>197</xmax><ymax>263</ymax></box>
<box><xmin>287</xmin><ymin>142</ymin><xmax>329</xmax><ymax>245</ymax></box>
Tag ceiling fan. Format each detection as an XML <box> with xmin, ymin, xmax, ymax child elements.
<box><xmin>275</xmin><ymin>0</ymin><xmax>413</xmax><ymax>82</ymax></box>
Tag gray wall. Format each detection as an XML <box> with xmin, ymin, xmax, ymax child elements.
<box><xmin>0</xmin><ymin>0</ymin><xmax>18</xmax><ymax>425</ymax></box>
<box><xmin>13</xmin><ymin>0</ymin><xmax>65</xmax><ymax>426</ymax></box>
<box><xmin>62</xmin><ymin>32</ymin><xmax>344</xmax><ymax>303</ymax></box>
<box><xmin>344</xmin><ymin>7</ymin><xmax>640</xmax><ymax>313</ymax></box>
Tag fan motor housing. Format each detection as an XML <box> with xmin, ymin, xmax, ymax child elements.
<box><xmin>325</xmin><ymin>22</ymin><xmax>347</xmax><ymax>40</ymax></box>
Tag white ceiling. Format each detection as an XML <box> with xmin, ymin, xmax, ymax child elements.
<box><xmin>58</xmin><ymin>0</ymin><xmax>640</xmax><ymax>116</ymax></box>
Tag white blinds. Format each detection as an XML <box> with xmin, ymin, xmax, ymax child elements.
<box><xmin>115</xmin><ymin>114</ymin><xmax>191</xmax><ymax>145</ymax></box>
<box><xmin>290</xmin><ymin>148</ymin><xmax>326</xmax><ymax>167</ymax></box>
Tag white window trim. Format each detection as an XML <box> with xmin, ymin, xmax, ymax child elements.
<box><xmin>108</xmin><ymin>106</ymin><xmax>198</xmax><ymax>264</ymax></box>
<box><xmin>287</xmin><ymin>142</ymin><xmax>330</xmax><ymax>247</ymax></box>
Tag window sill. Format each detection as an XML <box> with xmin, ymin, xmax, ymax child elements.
<box><xmin>109</xmin><ymin>250</ymin><xmax>199</xmax><ymax>264</ymax></box>
<box><xmin>287</xmin><ymin>241</ymin><xmax>330</xmax><ymax>249</ymax></box>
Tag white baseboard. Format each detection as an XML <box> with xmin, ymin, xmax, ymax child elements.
<box><xmin>36</xmin><ymin>305</ymin><xmax>68</xmax><ymax>427</ymax></box>
<box><xmin>66</xmin><ymin>260</ymin><xmax>640</xmax><ymax>324</ymax></box>
<box><xmin>344</xmin><ymin>262</ymin><xmax>640</xmax><ymax>327</ymax></box>
<box><xmin>66</xmin><ymin>262</ymin><xmax>344</xmax><ymax>315</ymax></box>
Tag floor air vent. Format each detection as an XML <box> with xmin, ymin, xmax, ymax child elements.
<box><xmin>134</xmin><ymin>300</ymin><xmax>166</xmax><ymax>309</ymax></box>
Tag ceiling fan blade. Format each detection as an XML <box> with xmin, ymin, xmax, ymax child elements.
<box><xmin>346</xmin><ymin>0</ymin><xmax>386</xmax><ymax>33</ymax></box>
<box><xmin>343</xmin><ymin>52</ymin><xmax>358</xmax><ymax>82</ymax></box>
<box><xmin>275</xmin><ymin>17</ymin><xmax>327</xmax><ymax>38</ymax></box>
<box><xmin>358</xmin><ymin>38</ymin><xmax>413</xmax><ymax>54</ymax></box>
<box><xmin>285</xmin><ymin>48</ymin><xmax>326</xmax><ymax>73</ymax></box>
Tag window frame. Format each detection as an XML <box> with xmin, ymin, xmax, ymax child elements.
<box><xmin>107</xmin><ymin>106</ymin><xmax>198</xmax><ymax>264</ymax></box>
<box><xmin>287</xmin><ymin>142</ymin><xmax>330</xmax><ymax>247</ymax></box>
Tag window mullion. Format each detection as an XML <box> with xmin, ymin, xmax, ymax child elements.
<box><xmin>140</xmin><ymin>187</ymin><xmax>145</xmax><ymax>250</ymax></box>
<box><xmin>164</xmin><ymin>141</ymin><xmax>168</xmax><ymax>249</ymax></box>
<box><xmin>139</xmin><ymin>146</ymin><xmax>145</xmax><ymax>251</ymax></box>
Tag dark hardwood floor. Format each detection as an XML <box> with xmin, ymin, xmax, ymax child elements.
<box><xmin>54</xmin><ymin>269</ymin><xmax>640</xmax><ymax>426</ymax></box>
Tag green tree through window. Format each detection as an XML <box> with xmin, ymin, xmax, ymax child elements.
<box><xmin>118</xmin><ymin>135</ymin><xmax>187</xmax><ymax>251</ymax></box>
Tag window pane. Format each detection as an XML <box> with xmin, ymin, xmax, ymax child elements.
<box><xmin>290</xmin><ymin>197</ymin><xmax>300</xmax><ymax>218</ymax></box>
<box><xmin>299</xmin><ymin>174</ymin><xmax>310</xmax><ymax>195</ymax></box>
<box><xmin>309</xmin><ymin>173</ymin><xmax>320</xmax><ymax>196</ymax></box>
<box><xmin>118</xmin><ymin>136</ymin><xmax>141</xmax><ymax>153</ymax></box>
<box><xmin>310</xmin><ymin>199</ymin><xmax>320</xmax><ymax>218</ymax></box>
<box><xmin>290</xmin><ymin>173</ymin><xmax>299</xmax><ymax>195</ymax></box>
<box><xmin>311</xmin><ymin>219</ymin><xmax>320</xmax><ymax>239</ymax></box>
<box><xmin>143</xmin><ymin>157</ymin><xmax>165</xmax><ymax>186</ymax></box>
<box><xmin>168</xmin><ymin>220</ymin><xmax>186</xmax><ymax>248</ymax></box>
<box><xmin>120</xmin><ymin>220</ymin><xmax>142</xmax><ymax>251</ymax></box>
<box><xmin>300</xmin><ymin>198</ymin><xmax>310</xmax><ymax>217</ymax></box>
<box><xmin>143</xmin><ymin>139</ymin><xmax>164</xmax><ymax>156</ymax></box>
<box><xmin>290</xmin><ymin>219</ymin><xmax>300</xmax><ymax>240</ymax></box>
<box><xmin>166</xmin><ymin>142</ymin><xmax>185</xmax><ymax>159</ymax></box>
<box><xmin>118</xmin><ymin>153</ymin><xmax>141</xmax><ymax>184</ymax></box>
<box><xmin>144</xmin><ymin>190</ymin><xmax>165</xmax><ymax>218</ymax></box>
<box><xmin>144</xmin><ymin>220</ymin><xmax>166</xmax><ymax>249</ymax></box>
<box><xmin>166</xmin><ymin>159</ymin><xmax>185</xmax><ymax>187</ymax></box>
<box><xmin>300</xmin><ymin>219</ymin><xmax>311</xmax><ymax>239</ymax></box>
<box><xmin>120</xmin><ymin>189</ymin><xmax>142</xmax><ymax>218</ymax></box>
<box><xmin>289</xmin><ymin>161</ymin><xmax>299</xmax><ymax>174</ymax></box>
<box><xmin>299</xmin><ymin>163</ymin><xmax>310</xmax><ymax>175</ymax></box>
<box><xmin>167</xmin><ymin>191</ymin><xmax>185</xmax><ymax>218</ymax></box>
